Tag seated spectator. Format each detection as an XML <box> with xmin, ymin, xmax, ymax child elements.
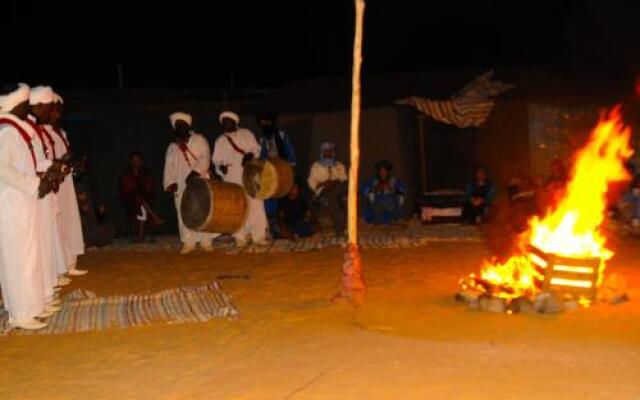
<box><xmin>618</xmin><ymin>175</ymin><xmax>640</xmax><ymax>227</ymax></box>
<box><xmin>307</xmin><ymin>142</ymin><xmax>348</xmax><ymax>236</ymax></box>
<box><xmin>118</xmin><ymin>151</ymin><xmax>163</xmax><ymax>242</ymax></box>
<box><xmin>362</xmin><ymin>160</ymin><xmax>406</xmax><ymax>225</ymax></box>
<box><xmin>278</xmin><ymin>181</ymin><xmax>314</xmax><ymax>240</ymax></box>
<box><xmin>461</xmin><ymin>167</ymin><xmax>496</xmax><ymax>225</ymax></box>
<box><xmin>77</xmin><ymin>184</ymin><xmax>116</xmax><ymax>248</ymax></box>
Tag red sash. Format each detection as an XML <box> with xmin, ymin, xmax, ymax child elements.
<box><xmin>25</xmin><ymin>119</ymin><xmax>51</xmax><ymax>159</ymax></box>
<box><xmin>0</xmin><ymin>118</ymin><xmax>37</xmax><ymax>169</ymax></box>
<box><xmin>41</xmin><ymin>127</ymin><xmax>56</xmax><ymax>159</ymax></box>
<box><xmin>177</xmin><ymin>142</ymin><xmax>197</xmax><ymax>167</ymax></box>
<box><xmin>224</xmin><ymin>134</ymin><xmax>246</xmax><ymax>156</ymax></box>
<box><xmin>51</xmin><ymin>127</ymin><xmax>70</xmax><ymax>152</ymax></box>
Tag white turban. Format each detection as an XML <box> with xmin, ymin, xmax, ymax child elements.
<box><xmin>0</xmin><ymin>83</ymin><xmax>30</xmax><ymax>112</ymax></box>
<box><xmin>169</xmin><ymin>112</ymin><xmax>193</xmax><ymax>128</ymax></box>
<box><xmin>29</xmin><ymin>85</ymin><xmax>55</xmax><ymax>105</ymax></box>
<box><xmin>53</xmin><ymin>92</ymin><xmax>64</xmax><ymax>104</ymax></box>
<box><xmin>219</xmin><ymin>111</ymin><xmax>240</xmax><ymax>124</ymax></box>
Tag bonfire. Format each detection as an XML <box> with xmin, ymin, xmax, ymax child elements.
<box><xmin>459</xmin><ymin>106</ymin><xmax>633</xmax><ymax>313</ymax></box>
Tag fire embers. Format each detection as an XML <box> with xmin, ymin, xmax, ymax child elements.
<box><xmin>455</xmin><ymin>287</ymin><xmax>627</xmax><ymax>315</ymax></box>
<box><xmin>457</xmin><ymin>248</ymin><xmax>629</xmax><ymax>314</ymax></box>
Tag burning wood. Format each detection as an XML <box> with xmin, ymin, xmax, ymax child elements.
<box><xmin>459</xmin><ymin>106</ymin><xmax>633</xmax><ymax>313</ymax></box>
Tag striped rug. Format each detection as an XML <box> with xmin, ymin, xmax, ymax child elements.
<box><xmin>226</xmin><ymin>227</ymin><xmax>481</xmax><ymax>255</ymax></box>
<box><xmin>0</xmin><ymin>281</ymin><xmax>237</xmax><ymax>335</ymax></box>
<box><xmin>91</xmin><ymin>223</ymin><xmax>481</xmax><ymax>254</ymax></box>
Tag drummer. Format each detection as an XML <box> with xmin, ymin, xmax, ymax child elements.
<box><xmin>256</xmin><ymin>110</ymin><xmax>296</xmax><ymax>237</ymax></box>
<box><xmin>163</xmin><ymin>112</ymin><xmax>218</xmax><ymax>254</ymax></box>
<box><xmin>212</xmin><ymin>111</ymin><xmax>269</xmax><ymax>246</ymax></box>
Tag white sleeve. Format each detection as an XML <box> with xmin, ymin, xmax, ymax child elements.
<box><xmin>211</xmin><ymin>137</ymin><xmax>227</xmax><ymax>176</ymax></box>
<box><xmin>0</xmin><ymin>127</ymin><xmax>39</xmax><ymax>197</ymax></box>
<box><xmin>163</xmin><ymin>144</ymin><xmax>177</xmax><ymax>189</ymax></box>
<box><xmin>336</xmin><ymin>162</ymin><xmax>348</xmax><ymax>182</ymax></box>
<box><xmin>307</xmin><ymin>163</ymin><xmax>322</xmax><ymax>195</ymax></box>
<box><xmin>192</xmin><ymin>135</ymin><xmax>211</xmax><ymax>175</ymax></box>
<box><xmin>245</xmin><ymin>129</ymin><xmax>261</xmax><ymax>157</ymax></box>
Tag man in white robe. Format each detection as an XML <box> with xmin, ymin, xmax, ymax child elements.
<box><xmin>27</xmin><ymin>86</ymin><xmax>70</xmax><ymax>309</ymax></box>
<box><xmin>43</xmin><ymin>91</ymin><xmax>87</xmax><ymax>275</ymax></box>
<box><xmin>164</xmin><ymin>112</ymin><xmax>218</xmax><ymax>254</ymax></box>
<box><xmin>212</xmin><ymin>111</ymin><xmax>268</xmax><ymax>246</ymax></box>
<box><xmin>0</xmin><ymin>84</ymin><xmax>49</xmax><ymax>330</ymax></box>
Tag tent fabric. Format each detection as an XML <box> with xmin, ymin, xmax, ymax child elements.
<box><xmin>396</xmin><ymin>70</ymin><xmax>514</xmax><ymax>128</ymax></box>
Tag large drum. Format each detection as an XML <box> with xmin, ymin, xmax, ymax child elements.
<box><xmin>242</xmin><ymin>157</ymin><xmax>294</xmax><ymax>200</ymax></box>
<box><xmin>180</xmin><ymin>178</ymin><xmax>247</xmax><ymax>233</ymax></box>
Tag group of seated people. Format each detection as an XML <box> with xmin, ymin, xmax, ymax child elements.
<box><xmin>275</xmin><ymin>142</ymin><xmax>407</xmax><ymax>240</ymax></box>
<box><xmin>466</xmin><ymin>156</ymin><xmax>640</xmax><ymax>232</ymax></box>
<box><xmin>460</xmin><ymin>158</ymin><xmax>571</xmax><ymax>228</ymax></box>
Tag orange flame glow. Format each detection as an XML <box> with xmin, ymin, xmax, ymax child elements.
<box><xmin>475</xmin><ymin>106</ymin><xmax>633</xmax><ymax>298</ymax></box>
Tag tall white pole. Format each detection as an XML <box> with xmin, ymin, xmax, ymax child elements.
<box><xmin>339</xmin><ymin>0</ymin><xmax>366</xmax><ymax>307</ymax></box>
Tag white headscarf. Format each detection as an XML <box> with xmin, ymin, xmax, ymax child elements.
<box><xmin>29</xmin><ymin>85</ymin><xmax>55</xmax><ymax>105</ymax></box>
<box><xmin>53</xmin><ymin>92</ymin><xmax>64</xmax><ymax>104</ymax></box>
<box><xmin>218</xmin><ymin>111</ymin><xmax>240</xmax><ymax>124</ymax></box>
<box><xmin>169</xmin><ymin>112</ymin><xmax>193</xmax><ymax>129</ymax></box>
<box><xmin>0</xmin><ymin>83</ymin><xmax>30</xmax><ymax>112</ymax></box>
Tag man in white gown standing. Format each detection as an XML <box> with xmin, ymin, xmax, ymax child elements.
<box><xmin>164</xmin><ymin>112</ymin><xmax>218</xmax><ymax>254</ymax></box>
<box><xmin>43</xmin><ymin>92</ymin><xmax>87</xmax><ymax>275</ymax></box>
<box><xmin>212</xmin><ymin>111</ymin><xmax>268</xmax><ymax>246</ymax></box>
<box><xmin>26</xmin><ymin>86</ymin><xmax>70</xmax><ymax>312</ymax></box>
<box><xmin>0</xmin><ymin>84</ymin><xmax>49</xmax><ymax>330</ymax></box>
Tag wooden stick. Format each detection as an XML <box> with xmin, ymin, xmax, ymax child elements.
<box><xmin>338</xmin><ymin>0</ymin><xmax>366</xmax><ymax>307</ymax></box>
<box><xmin>348</xmin><ymin>0</ymin><xmax>364</xmax><ymax>246</ymax></box>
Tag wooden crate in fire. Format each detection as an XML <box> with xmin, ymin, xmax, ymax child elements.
<box><xmin>528</xmin><ymin>246</ymin><xmax>602</xmax><ymax>299</ymax></box>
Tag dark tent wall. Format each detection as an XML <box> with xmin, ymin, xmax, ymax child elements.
<box><xmin>65</xmin><ymin>102</ymin><xmax>420</xmax><ymax>236</ymax></box>
<box><xmin>474</xmin><ymin>99</ymin><xmax>531</xmax><ymax>189</ymax></box>
<box><xmin>280</xmin><ymin>106</ymin><xmax>420</xmax><ymax>216</ymax></box>
<box><xmin>59</xmin><ymin>70</ymin><xmax>636</xmax><ymax>236</ymax></box>
<box><xmin>66</xmin><ymin>98</ymin><xmax>239</xmax><ymax>237</ymax></box>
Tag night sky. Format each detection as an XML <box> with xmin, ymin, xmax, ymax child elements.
<box><xmin>4</xmin><ymin>0</ymin><xmax>640</xmax><ymax>91</ymax></box>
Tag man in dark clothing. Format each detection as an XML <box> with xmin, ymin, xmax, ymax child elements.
<box><xmin>277</xmin><ymin>182</ymin><xmax>314</xmax><ymax>240</ymax></box>
<box><xmin>362</xmin><ymin>160</ymin><xmax>406</xmax><ymax>225</ymax></box>
<box><xmin>256</xmin><ymin>111</ymin><xmax>297</xmax><ymax>237</ymax></box>
<box><xmin>462</xmin><ymin>167</ymin><xmax>496</xmax><ymax>224</ymax></box>
<box><xmin>118</xmin><ymin>152</ymin><xmax>162</xmax><ymax>241</ymax></box>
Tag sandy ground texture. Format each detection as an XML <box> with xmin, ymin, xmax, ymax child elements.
<box><xmin>1</xmin><ymin>233</ymin><xmax>640</xmax><ymax>399</ymax></box>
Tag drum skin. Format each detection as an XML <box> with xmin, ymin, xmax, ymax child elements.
<box><xmin>242</xmin><ymin>157</ymin><xmax>294</xmax><ymax>200</ymax></box>
<box><xmin>180</xmin><ymin>178</ymin><xmax>247</xmax><ymax>233</ymax></box>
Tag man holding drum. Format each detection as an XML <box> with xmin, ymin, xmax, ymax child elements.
<box><xmin>256</xmin><ymin>110</ymin><xmax>296</xmax><ymax>238</ymax></box>
<box><xmin>164</xmin><ymin>112</ymin><xmax>217</xmax><ymax>254</ymax></box>
<box><xmin>212</xmin><ymin>111</ymin><xmax>269</xmax><ymax>246</ymax></box>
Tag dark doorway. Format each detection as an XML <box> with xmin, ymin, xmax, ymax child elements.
<box><xmin>423</xmin><ymin>119</ymin><xmax>478</xmax><ymax>191</ymax></box>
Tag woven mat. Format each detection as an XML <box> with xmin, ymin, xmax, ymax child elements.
<box><xmin>0</xmin><ymin>281</ymin><xmax>237</xmax><ymax>335</ymax></box>
<box><xmin>91</xmin><ymin>223</ymin><xmax>481</xmax><ymax>254</ymax></box>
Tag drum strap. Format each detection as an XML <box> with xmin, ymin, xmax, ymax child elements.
<box><xmin>177</xmin><ymin>142</ymin><xmax>197</xmax><ymax>167</ymax></box>
<box><xmin>0</xmin><ymin>117</ymin><xmax>37</xmax><ymax>169</ymax></box>
<box><xmin>224</xmin><ymin>134</ymin><xmax>246</xmax><ymax>156</ymax></box>
<box><xmin>51</xmin><ymin>127</ymin><xmax>70</xmax><ymax>153</ymax></box>
<box><xmin>25</xmin><ymin>119</ymin><xmax>52</xmax><ymax>160</ymax></box>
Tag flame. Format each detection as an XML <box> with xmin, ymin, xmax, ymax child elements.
<box><xmin>470</xmin><ymin>106</ymin><xmax>632</xmax><ymax>298</ymax></box>
<box><xmin>479</xmin><ymin>256</ymin><xmax>543</xmax><ymax>299</ymax></box>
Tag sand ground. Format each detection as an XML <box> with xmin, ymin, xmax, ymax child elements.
<box><xmin>1</xmin><ymin>237</ymin><xmax>639</xmax><ymax>399</ymax></box>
